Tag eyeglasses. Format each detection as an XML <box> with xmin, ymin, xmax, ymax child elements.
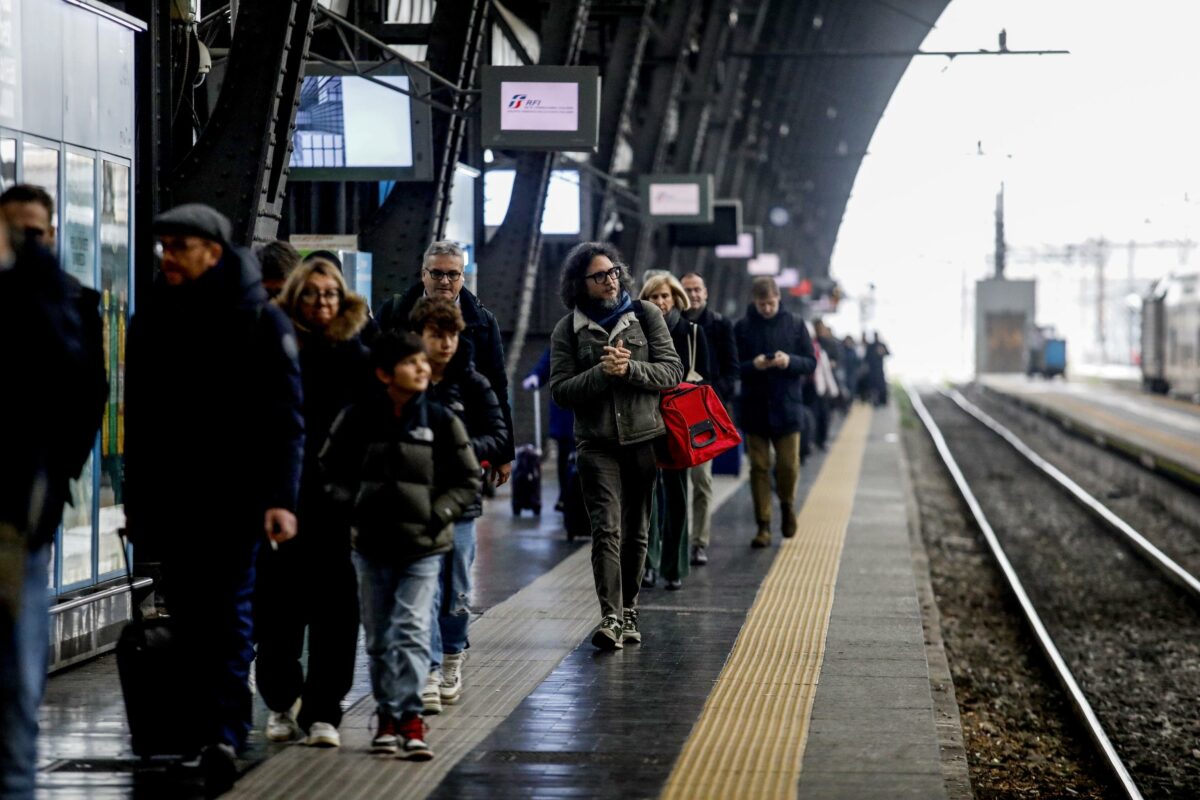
<box><xmin>300</xmin><ymin>288</ymin><xmax>341</xmax><ymax>303</ymax></box>
<box><xmin>424</xmin><ymin>268</ymin><xmax>463</xmax><ymax>284</ymax></box>
<box><xmin>154</xmin><ymin>239</ymin><xmax>203</xmax><ymax>258</ymax></box>
<box><xmin>585</xmin><ymin>266</ymin><xmax>622</xmax><ymax>286</ymax></box>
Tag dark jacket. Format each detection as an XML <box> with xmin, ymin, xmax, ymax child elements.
<box><xmin>376</xmin><ymin>283</ymin><xmax>515</xmax><ymax>463</ymax></box>
<box><xmin>124</xmin><ymin>248</ymin><xmax>305</xmax><ymax>542</ymax></box>
<box><xmin>550</xmin><ymin>300</ymin><xmax>683</xmax><ymax>445</ymax></box>
<box><xmin>320</xmin><ymin>391</ymin><xmax>481</xmax><ymax>562</ymax></box>
<box><xmin>428</xmin><ymin>341</ymin><xmax>510</xmax><ymax>520</ymax></box>
<box><xmin>527</xmin><ymin>348</ymin><xmax>573</xmax><ymax>441</ymax></box>
<box><xmin>734</xmin><ymin>305</ymin><xmax>817</xmax><ymax>437</ymax></box>
<box><xmin>288</xmin><ymin>294</ymin><xmax>374</xmax><ymax>536</ymax></box>
<box><xmin>684</xmin><ymin>305</ymin><xmax>738</xmax><ymax>404</ymax></box>
<box><xmin>666</xmin><ymin>308</ymin><xmax>712</xmax><ymax>385</ymax></box>
<box><xmin>0</xmin><ymin>244</ymin><xmax>107</xmax><ymax>549</ymax></box>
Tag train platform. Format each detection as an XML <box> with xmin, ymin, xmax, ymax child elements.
<box><xmin>978</xmin><ymin>374</ymin><xmax>1200</xmax><ymax>485</ymax></box>
<box><xmin>34</xmin><ymin>403</ymin><xmax>956</xmax><ymax>800</ymax></box>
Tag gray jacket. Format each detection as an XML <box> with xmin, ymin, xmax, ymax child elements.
<box><xmin>549</xmin><ymin>300</ymin><xmax>684</xmax><ymax>445</ymax></box>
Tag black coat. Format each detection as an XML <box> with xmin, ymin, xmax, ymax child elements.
<box><xmin>376</xmin><ymin>283</ymin><xmax>515</xmax><ymax>463</ymax></box>
<box><xmin>124</xmin><ymin>248</ymin><xmax>304</xmax><ymax>544</ymax></box>
<box><xmin>320</xmin><ymin>390</ymin><xmax>481</xmax><ymax>562</ymax></box>
<box><xmin>684</xmin><ymin>305</ymin><xmax>738</xmax><ymax>404</ymax></box>
<box><xmin>734</xmin><ymin>305</ymin><xmax>817</xmax><ymax>437</ymax></box>
<box><xmin>290</xmin><ymin>296</ymin><xmax>375</xmax><ymax>534</ymax></box>
<box><xmin>0</xmin><ymin>244</ymin><xmax>107</xmax><ymax>548</ymax></box>
<box><xmin>427</xmin><ymin>342</ymin><xmax>511</xmax><ymax>519</ymax></box>
<box><xmin>666</xmin><ymin>308</ymin><xmax>712</xmax><ymax>384</ymax></box>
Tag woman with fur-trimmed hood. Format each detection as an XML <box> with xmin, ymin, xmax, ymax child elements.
<box><xmin>255</xmin><ymin>255</ymin><xmax>375</xmax><ymax>749</ymax></box>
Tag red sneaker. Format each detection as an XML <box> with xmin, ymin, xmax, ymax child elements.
<box><xmin>396</xmin><ymin>715</ymin><xmax>433</xmax><ymax>761</ymax></box>
<box><xmin>371</xmin><ymin>711</ymin><xmax>398</xmax><ymax>755</ymax></box>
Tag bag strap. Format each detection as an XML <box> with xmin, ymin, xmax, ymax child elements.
<box><xmin>689</xmin><ymin>323</ymin><xmax>697</xmax><ymax>377</ymax></box>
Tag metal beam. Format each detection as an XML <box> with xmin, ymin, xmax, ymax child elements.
<box><xmin>480</xmin><ymin>0</ymin><xmax>592</xmax><ymax>376</ymax></box>
<box><xmin>357</xmin><ymin>0</ymin><xmax>490</xmax><ymax>308</ymax></box>
<box><xmin>164</xmin><ymin>0</ymin><xmax>318</xmax><ymax>245</ymax></box>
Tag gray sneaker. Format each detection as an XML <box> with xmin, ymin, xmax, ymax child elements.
<box><xmin>591</xmin><ymin>616</ymin><xmax>624</xmax><ymax>650</ymax></box>
<box><xmin>621</xmin><ymin>608</ymin><xmax>642</xmax><ymax>644</ymax></box>
<box><xmin>691</xmin><ymin>545</ymin><xmax>708</xmax><ymax>566</ymax></box>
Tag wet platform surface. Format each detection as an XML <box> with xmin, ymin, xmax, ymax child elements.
<box><xmin>979</xmin><ymin>374</ymin><xmax>1200</xmax><ymax>481</ymax></box>
<box><xmin>36</xmin><ymin>404</ymin><xmax>950</xmax><ymax>799</ymax></box>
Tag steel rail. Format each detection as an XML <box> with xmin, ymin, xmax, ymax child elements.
<box><xmin>904</xmin><ymin>383</ymin><xmax>1143</xmax><ymax>800</ymax></box>
<box><xmin>945</xmin><ymin>388</ymin><xmax>1200</xmax><ymax>603</ymax></box>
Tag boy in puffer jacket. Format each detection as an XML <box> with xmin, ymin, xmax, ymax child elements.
<box><xmin>320</xmin><ymin>331</ymin><xmax>480</xmax><ymax>761</ymax></box>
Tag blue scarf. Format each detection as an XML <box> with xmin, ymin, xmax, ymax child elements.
<box><xmin>582</xmin><ymin>290</ymin><xmax>634</xmax><ymax>332</ymax></box>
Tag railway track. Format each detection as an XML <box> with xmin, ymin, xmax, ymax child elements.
<box><xmin>906</xmin><ymin>384</ymin><xmax>1200</xmax><ymax>799</ymax></box>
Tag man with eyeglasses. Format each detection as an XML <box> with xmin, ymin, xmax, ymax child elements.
<box><xmin>124</xmin><ymin>203</ymin><xmax>304</xmax><ymax>795</ymax></box>
<box><xmin>549</xmin><ymin>242</ymin><xmax>682</xmax><ymax>650</ymax></box>
<box><xmin>376</xmin><ymin>241</ymin><xmax>515</xmax><ymax>486</ymax></box>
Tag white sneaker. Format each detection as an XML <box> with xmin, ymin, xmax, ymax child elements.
<box><xmin>265</xmin><ymin>710</ymin><xmax>297</xmax><ymax>742</ymax></box>
<box><xmin>304</xmin><ymin>721</ymin><xmax>341</xmax><ymax>748</ymax></box>
<box><xmin>422</xmin><ymin>671</ymin><xmax>443</xmax><ymax>715</ymax></box>
<box><xmin>440</xmin><ymin>652</ymin><xmax>466</xmax><ymax>704</ymax></box>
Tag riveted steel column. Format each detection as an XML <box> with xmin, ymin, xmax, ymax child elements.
<box><xmin>358</xmin><ymin>0</ymin><xmax>489</xmax><ymax>308</ymax></box>
<box><xmin>480</xmin><ymin>0</ymin><xmax>591</xmax><ymax>376</ymax></box>
<box><xmin>165</xmin><ymin>0</ymin><xmax>319</xmax><ymax>245</ymax></box>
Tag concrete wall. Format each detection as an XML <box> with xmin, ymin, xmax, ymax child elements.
<box><xmin>975</xmin><ymin>278</ymin><xmax>1036</xmax><ymax>375</ymax></box>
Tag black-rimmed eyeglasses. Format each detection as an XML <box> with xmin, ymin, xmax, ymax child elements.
<box><xmin>585</xmin><ymin>266</ymin><xmax>622</xmax><ymax>286</ymax></box>
<box><xmin>424</xmin><ymin>268</ymin><xmax>463</xmax><ymax>284</ymax></box>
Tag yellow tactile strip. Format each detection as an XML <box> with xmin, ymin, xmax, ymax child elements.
<box><xmin>661</xmin><ymin>405</ymin><xmax>873</xmax><ymax>800</ymax></box>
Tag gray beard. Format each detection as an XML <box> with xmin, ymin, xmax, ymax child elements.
<box><xmin>597</xmin><ymin>296</ymin><xmax>620</xmax><ymax>311</ymax></box>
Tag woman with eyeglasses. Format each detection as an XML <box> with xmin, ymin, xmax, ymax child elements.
<box><xmin>254</xmin><ymin>257</ymin><xmax>375</xmax><ymax>749</ymax></box>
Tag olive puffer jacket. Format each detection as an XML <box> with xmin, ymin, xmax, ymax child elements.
<box><xmin>320</xmin><ymin>390</ymin><xmax>481</xmax><ymax>563</ymax></box>
<box><xmin>549</xmin><ymin>300</ymin><xmax>683</xmax><ymax>445</ymax></box>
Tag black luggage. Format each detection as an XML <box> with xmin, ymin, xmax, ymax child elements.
<box><xmin>511</xmin><ymin>444</ymin><xmax>542</xmax><ymax>515</ymax></box>
<box><xmin>115</xmin><ymin>538</ymin><xmax>200</xmax><ymax>759</ymax></box>
<box><xmin>562</xmin><ymin>451</ymin><xmax>588</xmax><ymax>541</ymax></box>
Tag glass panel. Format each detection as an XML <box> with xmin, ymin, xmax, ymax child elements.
<box><xmin>0</xmin><ymin>138</ymin><xmax>16</xmax><ymax>191</ymax></box>
<box><xmin>21</xmin><ymin>142</ymin><xmax>59</xmax><ymax>230</ymax></box>
<box><xmin>61</xmin><ymin>453</ymin><xmax>95</xmax><ymax>587</ymax></box>
<box><xmin>64</xmin><ymin>152</ymin><xmax>96</xmax><ymax>288</ymax></box>
<box><xmin>98</xmin><ymin>161</ymin><xmax>130</xmax><ymax>578</ymax></box>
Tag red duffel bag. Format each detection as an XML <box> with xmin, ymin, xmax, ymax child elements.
<box><xmin>656</xmin><ymin>382</ymin><xmax>742</xmax><ymax>470</ymax></box>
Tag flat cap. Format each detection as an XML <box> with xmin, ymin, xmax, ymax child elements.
<box><xmin>152</xmin><ymin>203</ymin><xmax>232</xmax><ymax>245</ymax></box>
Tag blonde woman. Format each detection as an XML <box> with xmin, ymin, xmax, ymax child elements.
<box><xmin>256</xmin><ymin>257</ymin><xmax>375</xmax><ymax>748</ymax></box>
<box><xmin>639</xmin><ymin>273</ymin><xmax>711</xmax><ymax>590</ymax></box>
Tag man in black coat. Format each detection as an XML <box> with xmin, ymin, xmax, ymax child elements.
<box><xmin>681</xmin><ymin>272</ymin><xmax>739</xmax><ymax>566</ymax></box>
<box><xmin>0</xmin><ymin>218</ymin><xmax>106</xmax><ymax>799</ymax></box>
<box><xmin>735</xmin><ymin>277</ymin><xmax>816</xmax><ymax>548</ymax></box>
<box><xmin>376</xmin><ymin>241</ymin><xmax>515</xmax><ymax>485</ymax></box>
<box><xmin>124</xmin><ymin>204</ymin><xmax>304</xmax><ymax>793</ymax></box>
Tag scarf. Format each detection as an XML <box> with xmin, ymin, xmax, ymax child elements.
<box><xmin>581</xmin><ymin>290</ymin><xmax>633</xmax><ymax>332</ymax></box>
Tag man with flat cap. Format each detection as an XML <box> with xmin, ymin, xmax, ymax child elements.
<box><xmin>124</xmin><ymin>203</ymin><xmax>304</xmax><ymax>793</ymax></box>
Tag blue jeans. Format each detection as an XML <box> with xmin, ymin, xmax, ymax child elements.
<box><xmin>430</xmin><ymin>520</ymin><xmax>476</xmax><ymax>669</ymax></box>
<box><xmin>0</xmin><ymin>545</ymin><xmax>50</xmax><ymax>800</ymax></box>
<box><xmin>353</xmin><ymin>552</ymin><xmax>440</xmax><ymax>719</ymax></box>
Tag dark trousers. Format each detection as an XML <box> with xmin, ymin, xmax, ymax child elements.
<box><xmin>160</xmin><ymin>532</ymin><xmax>259</xmax><ymax>752</ymax></box>
<box><xmin>646</xmin><ymin>469</ymin><xmax>690</xmax><ymax>582</ymax></box>
<box><xmin>576</xmin><ymin>438</ymin><xmax>657</xmax><ymax>620</ymax></box>
<box><xmin>255</xmin><ymin>538</ymin><xmax>359</xmax><ymax>730</ymax></box>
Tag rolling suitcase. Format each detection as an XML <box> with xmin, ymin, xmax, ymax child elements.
<box><xmin>511</xmin><ymin>388</ymin><xmax>543</xmax><ymax>516</ymax></box>
<box><xmin>562</xmin><ymin>451</ymin><xmax>589</xmax><ymax>541</ymax></box>
<box><xmin>115</xmin><ymin>537</ymin><xmax>200</xmax><ymax>759</ymax></box>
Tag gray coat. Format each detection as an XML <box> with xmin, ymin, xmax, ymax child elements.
<box><xmin>549</xmin><ymin>300</ymin><xmax>684</xmax><ymax>445</ymax></box>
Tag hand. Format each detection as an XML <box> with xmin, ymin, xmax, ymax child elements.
<box><xmin>522</xmin><ymin>375</ymin><xmax>540</xmax><ymax>390</ymax></box>
<box><xmin>773</xmin><ymin>351</ymin><xmax>790</xmax><ymax>369</ymax></box>
<box><xmin>265</xmin><ymin>508</ymin><xmax>298</xmax><ymax>544</ymax></box>
<box><xmin>753</xmin><ymin>354</ymin><xmax>770</xmax><ymax>371</ymax></box>
<box><xmin>601</xmin><ymin>339</ymin><xmax>631</xmax><ymax>377</ymax></box>
<box><xmin>494</xmin><ymin>462</ymin><xmax>512</xmax><ymax>486</ymax></box>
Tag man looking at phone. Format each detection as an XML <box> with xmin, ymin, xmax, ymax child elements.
<box><xmin>734</xmin><ymin>276</ymin><xmax>816</xmax><ymax>548</ymax></box>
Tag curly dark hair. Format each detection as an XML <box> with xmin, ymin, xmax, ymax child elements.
<box><xmin>410</xmin><ymin>297</ymin><xmax>465</xmax><ymax>335</ymax></box>
<box><xmin>558</xmin><ymin>241</ymin><xmax>632</xmax><ymax>310</ymax></box>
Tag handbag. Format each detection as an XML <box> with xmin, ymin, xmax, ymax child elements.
<box><xmin>656</xmin><ymin>382</ymin><xmax>741</xmax><ymax>470</ymax></box>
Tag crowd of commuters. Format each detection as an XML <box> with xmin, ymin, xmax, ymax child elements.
<box><xmin>0</xmin><ymin>191</ymin><xmax>891</xmax><ymax>796</ymax></box>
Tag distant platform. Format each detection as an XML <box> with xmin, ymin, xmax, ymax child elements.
<box><xmin>979</xmin><ymin>374</ymin><xmax>1200</xmax><ymax>486</ymax></box>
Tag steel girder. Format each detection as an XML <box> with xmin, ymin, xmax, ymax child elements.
<box><xmin>165</xmin><ymin>0</ymin><xmax>319</xmax><ymax>245</ymax></box>
<box><xmin>478</xmin><ymin>0</ymin><xmax>591</xmax><ymax>376</ymax></box>
<box><xmin>614</xmin><ymin>0</ymin><xmax>703</xmax><ymax>272</ymax></box>
<box><xmin>357</xmin><ymin>0</ymin><xmax>489</xmax><ymax>308</ymax></box>
<box><xmin>131</xmin><ymin>0</ymin><xmax>172</xmax><ymax>303</ymax></box>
